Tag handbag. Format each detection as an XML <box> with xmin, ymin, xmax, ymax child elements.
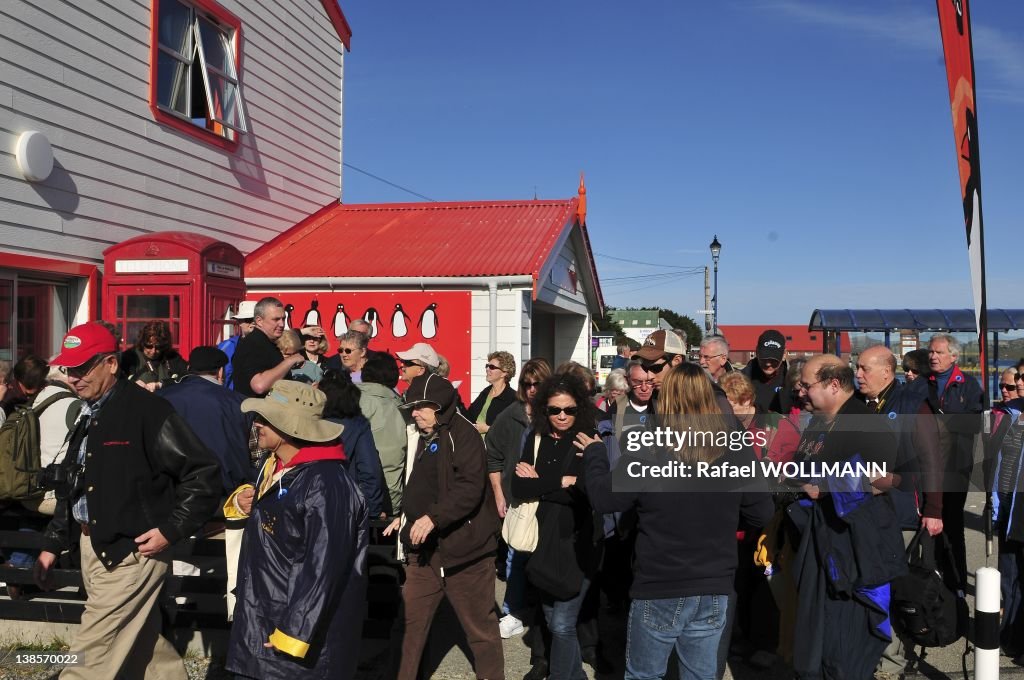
<box><xmin>501</xmin><ymin>435</ymin><xmax>542</xmax><ymax>552</ymax></box>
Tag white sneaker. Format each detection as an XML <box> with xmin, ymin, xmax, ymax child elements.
<box><xmin>499</xmin><ymin>614</ymin><xmax>525</xmax><ymax>639</ymax></box>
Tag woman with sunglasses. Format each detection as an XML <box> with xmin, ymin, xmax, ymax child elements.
<box><xmin>511</xmin><ymin>373</ymin><xmax>603</xmax><ymax>680</ymax></box>
<box><xmin>582</xmin><ymin>363</ymin><xmax>774</xmax><ymax>680</ymax></box>
<box><xmin>997</xmin><ymin>368</ymin><xmax>1021</xmax><ymax>406</ymax></box>
<box><xmin>467</xmin><ymin>351</ymin><xmax>517</xmax><ymax>435</ymax></box>
<box><xmin>335</xmin><ymin>330</ymin><xmax>369</xmax><ymax>383</ymax></box>
<box><xmin>121</xmin><ymin>320</ymin><xmax>187</xmax><ymax>391</ymax></box>
<box><xmin>901</xmin><ymin>349</ymin><xmax>931</xmax><ymax>383</ymax></box>
<box><xmin>484</xmin><ymin>358</ymin><xmax>552</xmax><ymax>641</ymax></box>
<box><xmin>300</xmin><ymin>325</ymin><xmax>329</xmax><ymax>368</ymax></box>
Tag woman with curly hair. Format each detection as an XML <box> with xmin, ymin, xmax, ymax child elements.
<box><xmin>121</xmin><ymin>320</ymin><xmax>187</xmax><ymax>391</ymax></box>
<box><xmin>467</xmin><ymin>350</ymin><xmax>518</xmax><ymax>435</ymax></box>
<box><xmin>511</xmin><ymin>372</ymin><xmax>603</xmax><ymax>680</ymax></box>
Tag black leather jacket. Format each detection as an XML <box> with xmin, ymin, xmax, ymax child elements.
<box><xmin>43</xmin><ymin>380</ymin><xmax>221</xmax><ymax>568</ymax></box>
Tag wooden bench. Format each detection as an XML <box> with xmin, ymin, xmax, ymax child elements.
<box><xmin>0</xmin><ymin>511</ymin><xmax>403</xmax><ymax>639</ymax></box>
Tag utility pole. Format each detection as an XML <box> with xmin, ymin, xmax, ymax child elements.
<box><xmin>704</xmin><ymin>266</ymin><xmax>711</xmax><ymax>333</ymax></box>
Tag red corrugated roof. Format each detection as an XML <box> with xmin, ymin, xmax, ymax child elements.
<box><xmin>246</xmin><ymin>199</ymin><xmax>581</xmax><ymax>279</ymax></box>
<box><xmin>717</xmin><ymin>325</ymin><xmax>851</xmax><ymax>353</ymax></box>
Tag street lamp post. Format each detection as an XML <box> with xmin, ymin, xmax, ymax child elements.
<box><xmin>709</xmin><ymin>235</ymin><xmax>721</xmax><ymax>335</ymax></box>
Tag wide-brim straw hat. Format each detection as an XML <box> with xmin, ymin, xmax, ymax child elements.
<box><xmin>241</xmin><ymin>380</ymin><xmax>343</xmax><ymax>443</ymax></box>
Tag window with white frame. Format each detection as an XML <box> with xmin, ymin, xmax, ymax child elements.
<box><xmin>155</xmin><ymin>0</ymin><xmax>247</xmax><ymax>140</ymax></box>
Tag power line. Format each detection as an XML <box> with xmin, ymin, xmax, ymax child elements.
<box><xmin>607</xmin><ymin>273</ymin><xmax>697</xmax><ymax>296</ymax></box>
<box><xmin>595</xmin><ymin>253</ymin><xmax>703</xmax><ymax>270</ymax></box>
<box><xmin>343</xmin><ymin>162</ymin><xmax>436</xmax><ymax>202</ymax></box>
<box><xmin>603</xmin><ymin>270</ymin><xmax>704</xmax><ymax>283</ymax></box>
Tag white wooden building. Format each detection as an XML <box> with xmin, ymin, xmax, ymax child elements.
<box><xmin>0</xmin><ymin>0</ymin><xmax>351</xmax><ymax>360</ymax></box>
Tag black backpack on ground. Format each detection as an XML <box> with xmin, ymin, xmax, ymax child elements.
<box><xmin>890</xmin><ymin>528</ymin><xmax>968</xmax><ymax>648</ymax></box>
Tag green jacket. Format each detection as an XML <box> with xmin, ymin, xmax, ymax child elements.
<box><xmin>357</xmin><ymin>382</ymin><xmax>408</xmax><ymax>515</ymax></box>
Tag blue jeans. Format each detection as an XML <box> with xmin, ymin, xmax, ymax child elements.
<box><xmin>625</xmin><ymin>594</ymin><xmax>729</xmax><ymax>680</ymax></box>
<box><xmin>541</xmin><ymin>576</ymin><xmax>590</xmax><ymax>680</ymax></box>
<box><xmin>503</xmin><ymin>547</ymin><xmax>529</xmax><ymax>616</ymax></box>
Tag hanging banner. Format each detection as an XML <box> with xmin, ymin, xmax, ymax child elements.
<box><xmin>935</xmin><ymin>0</ymin><xmax>987</xmax><ymax>350</ymax></box>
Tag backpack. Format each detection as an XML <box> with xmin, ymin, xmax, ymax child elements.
<box><xmin>0</xmin><ymin>391</ymin><xmax>77</xmax><ymax>501</ymax></box>
<box><xmin>890</xmin><ymin>528</ymin><xmax>968</xmax><ymax>648</ymax></box>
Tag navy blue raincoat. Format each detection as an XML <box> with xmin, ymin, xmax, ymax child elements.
<box><xmin>226</xmin><ymin>450</ymin><xmax>369</xmax><ymax>679</ymax></box>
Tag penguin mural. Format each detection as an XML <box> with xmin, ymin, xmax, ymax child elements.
<box><xmin>303</xmin><ymin>299</ymin><xmax>321</xmax><ymax>327</ymax></box>
<box><xmin>391</xmin><ymin>303</ymin><xmax>411</xmax><ymax>338</ymax></box>
<box><xmin>363</xmin><ymin>308</ymin><xmax>381</xmax><ymax>338</ymax></box>
<box><xmin>332</xmin><ymin>303</ymin><xmax>351</xmax><ymax>338</ymax></box>
<box><xmin>284</xmin><ymin>304</ymin><xmax>295</xmax><ymax>331</ymax></box>
<box><xmin>418</xmin><ymin>303</ymin><xmax>439</xmax><ymax>339</ymax></box>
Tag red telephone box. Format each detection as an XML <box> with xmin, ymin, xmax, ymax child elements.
<box><xmin>102</xmin><ymin>232</ymin><xmax>245</xmax><ymax>356</ymax></box>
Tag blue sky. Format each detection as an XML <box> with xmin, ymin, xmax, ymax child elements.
<box><xmin>338</xmin><ymin>0</ymin><xmax>1024</xmax><ymax>326</ymax></box>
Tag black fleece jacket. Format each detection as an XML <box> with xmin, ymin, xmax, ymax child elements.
<box><xmin>583</xmin><ymin>444</ymin><xmax>774</xmax><ymax>600</ymax></box>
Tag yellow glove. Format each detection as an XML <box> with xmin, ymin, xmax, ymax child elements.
<box><xmin>754</xmin><ymin>532</ymin><xmax>771</xmax><ymax>568</ymax></box>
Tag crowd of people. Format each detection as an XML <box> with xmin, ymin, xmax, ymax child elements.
<box><xmin>1</xmin><ymin>300</ymin><xmax>1021</xmax><ymax>680</ymax></box>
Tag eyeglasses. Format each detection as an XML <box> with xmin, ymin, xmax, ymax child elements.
<box><xmin>521</xmin><ymin>381</ymin><xmax>541</xmax><ymax>388</ymax></box>
<box><xmin>400</xmin><ymin>359</ymin><xmax>420</xmax><ymax>368</ymax></box>
<box><xmin>797</xmin><ymin>379</ymin><xmax>827</xmax><ymax>392</ymax></box>
<box><xmin>485</xmin><ymin>363</ymin><xmax>503</xmax><ymax>371</ymax></box>
<box><xmin>759</xmin><ymin>359</ymin><xmax>780</xmax><ymax>368</ymax></box>
<box><xmin>546</xmin><ymin>406</ymin><xmax>579</xmax><ymax>417</ymax></box>
<box><xmin>902</xmin><ymin>367</ymin><xmax>916</xmax><ymax>374</ymax></box>
<box><xmin>699</xmin><ymin>353</ymin><xmax>725</xmax><ymax>362</ymax></box>
<box><xmin>630</xmin><ymin>379</ymin><xmax>656</xmax><ymax>388</ymax></box>
<box><xmin>1001</xmin><ymin>383</ymin><xmax>1018</xmax><ymax>391</ymax></box>
<box><xmin>67</xmin><ymin>354</ymin><xmax>109</xmax><ymax>380</ymax></box>
<box><xmin>340</xmin><ymin>347</ymin><xmax>359</xmax><ymax>354</ymax></box>
<box><xmin>142</xmin><ymin>344</ymin><xmax>157</xmax><ymax>350</ymax></box>
<box><xmin>643</xmin><ymin>361</ymin><xmax>668</xmax><ymax>374</ymax></box>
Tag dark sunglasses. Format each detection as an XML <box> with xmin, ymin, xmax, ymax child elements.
<box><xmin>520</xmin><ymin>381</ymin><xmax>541</xmax><ymax>388</ymax></box>
<box><xmin>142</xmin><ymin>343</ymin><xmax>158</xmax><ymax>350</ymax></box>
<box><xmin>485</xmin><ymin>363</ymin><xmax>502</xmax><ymax>371</ymax></box>
<box><xmin>67</xmin><ymin>354</ymin><xmax>109</xmax><ymax>379</ymax></box>
<box><xmin>1001</xmin><ymin>383</ymin><xmax>1018</xmax><ymax>391</ymax></box>
<box><xmin>400</xmin><ymin>359</ymin><xmax>420</xmax><ymax>368</ymax></box>
<box><xmin>643</xmin><ymin>361</ymin><xmax>668</xmax><ymax>374</ymax></box>
<box><xmin>340</xmin><ymin>347</ymin><xmax>358</xmax><ymax>354</ymax></box>
<box><xmin>759</xmin><ymin>359</ymin><xmax>780</xmax><ymax>368</ymax></box>
<box><xmin>546</xmin><ymin>406</ymin><xmax>579</xmax><ymax>417</ymax></box>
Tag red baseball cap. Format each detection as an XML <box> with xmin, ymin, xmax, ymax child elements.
<box><xmin>51</xmin><ymin>323</ymin><xmax>118</xmax><ymax>367</ymax></box>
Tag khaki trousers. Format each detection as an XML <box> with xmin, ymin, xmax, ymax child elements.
<box><xmin>61</xmin><ymin>533</ymin><xmax>186</xmax><ymax>680</ymax></box>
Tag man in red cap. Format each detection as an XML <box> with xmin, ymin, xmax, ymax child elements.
<box><xmin>33</xmin><ymin>322</ymin><xmax>221</xmax><ymax>679</ymax></box>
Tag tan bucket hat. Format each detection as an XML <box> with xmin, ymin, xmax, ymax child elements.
<box><xmin>241</xmin><ymin>380</ymin><xmax>343</xmax><ymax>443</ymax></box>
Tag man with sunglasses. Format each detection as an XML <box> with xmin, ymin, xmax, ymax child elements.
<box><xmin>34</xmin><ymin>323</ymin><xmax>221</xmax><ymax>679</ymax></box>
<box><xmin>632</xmin><ymin>329</ymin><xmax>686</xmax><ymax>389</ymax></box>
<box><xmin>218</xmin><ymin>300</ymin><xmax>257</xmax><ymax>391</ymax></box>
<box><xmin>741</xmin><ymin>329</ymin><xmax>791</xmax><ymax>413</ymax></box>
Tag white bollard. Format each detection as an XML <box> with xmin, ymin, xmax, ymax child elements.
<box><xmin>976</xmin><ymin>566</ymin><xmax>1000</xmax><ymax>679</ymax></box>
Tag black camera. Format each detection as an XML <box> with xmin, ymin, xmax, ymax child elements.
<box><xmin>37</xmin><ymin>463</ymin><xmax>82</xmax><ymax>496</ymax></box>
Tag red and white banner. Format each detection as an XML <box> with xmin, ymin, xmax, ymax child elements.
<box><xmin>936</xmin><ymin>0</ymin><xmax>988</xmax><ymax>381</ymax></box>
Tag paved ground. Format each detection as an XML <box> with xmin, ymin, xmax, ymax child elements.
<box><xmin>382</xmin><ymin>492</ymin><xmax>1024</xmax><ymax>680</ymax></box>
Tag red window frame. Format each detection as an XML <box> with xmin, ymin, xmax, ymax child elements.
<box><xmin>149</xmin><ymin>0</ymin><xmax>243</xmax><ymax>151</ymax></box>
